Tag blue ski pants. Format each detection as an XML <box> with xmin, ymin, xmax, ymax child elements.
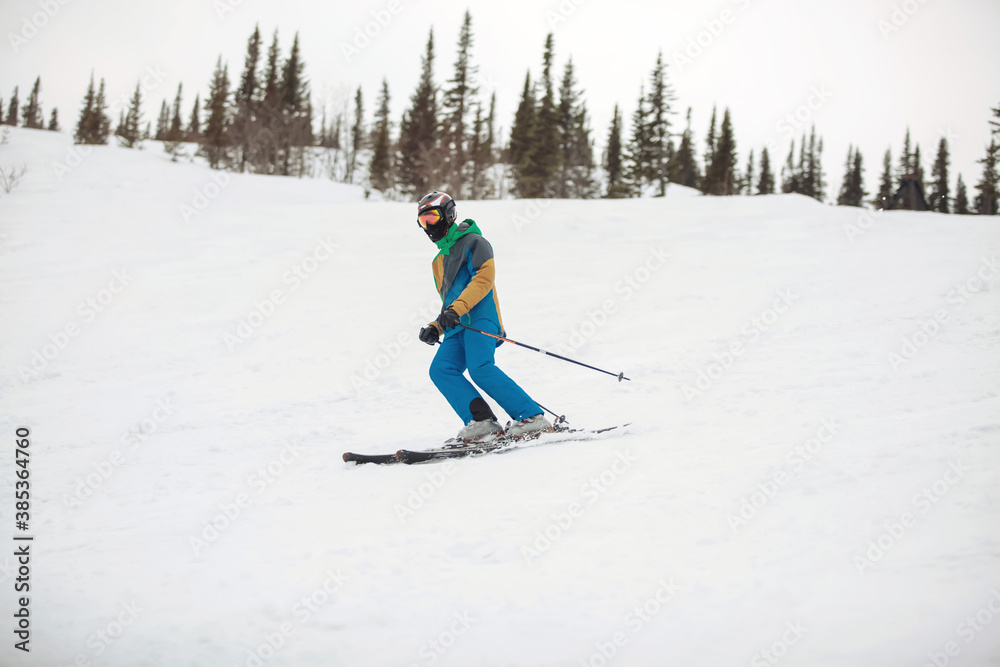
<box><xmin>430</xmin><ymin>320</ymin><xmax>541</xmax><ymax>424</ymax></box>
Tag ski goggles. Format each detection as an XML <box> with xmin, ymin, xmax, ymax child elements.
<box><xmin>418</xmin><ymin>209</ymin><xmax>442</xmax><ymax>228</ymax></box>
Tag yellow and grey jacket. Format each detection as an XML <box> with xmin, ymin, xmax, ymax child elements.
<box><xmin>429</xmin><ymin>220</ymin><xmax>504</xmax><ymax>339</ymax></box>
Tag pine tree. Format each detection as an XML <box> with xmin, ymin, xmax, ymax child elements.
<box><xmin>48</xmin><ymin>107</ymin><xmax>59</xmax><ymax>132</ymax></box>
<box><xmin>701</xmin><ymin>105</ymin><xmax>717</xmax><ymax>193</ymax></box>
<box><xmin>155</xmin><ymin>100</ymin><xmax>170</xmax><ymax>141</ymax></box>
<box><xmin>5</xmin><ymin>87</ymin><xmax>19</xmax><ymax>126</ymax></box>
<box><xmin>646</xmin><ymin>52</ymin><xmax>676</xmax><ymax>196</ymax></box>
<box><xmin>668</xmin><ymin>108</ymin><xmax>698</xmax><ymax>188</ymax></box>
<box><xmin>119</xmin><ymin>81</ymin><xmax>143</xmax><ymax>148</ymax></box>
<box><xmin>811</xmin><ymin>131</ymin><xmax>826</xmax><ymax>202</ymax></box>
<box><xmin>187</xmin><ymin>94</ymin><xmax>201</xmax><ymax>141</ymax></box>
<box><xmin>167</xmin><ymin>84</ymin><xmax>184</xmax><ymax>141</ymax></box>
<box><xmin>954</xmin><ymin>174</ymin><xmax>969</xmax><ymax>214</ymax></box>
<box><xmin>743</xmin><ymin>149</ymin><xmax>754</xmax><ymax>195</ymax></box>
<box><xmin>5</xmin><ymin>87</ymin><xmax>21</xmax><ymax>126</ymax></box>
<box><xmin>440</xmin><ymin>10</ymin><xmax>477</xmax><ymax>198</ymax></box>
<box><xmin>74</xmin><ymin>75</ymin><xmax>95</xmax><ymax>143</ymax></box>
<box><xmin>468</xmin><ymin>91</ymin><xmax>496</xmax><ymax>199</ymax></box>
<box><xmin>704</xmin><ymin>108</ymin><xmax>737</xmax><ymax>195</ymax></box>
<box><xmin>398</xmin><ymin>29</ymin><xmax>438</xmax><ymax>195</ymax></box>
<box><xmin>927</xmin><ymin>137</ymin><xmax>950</xmax><ymax>213</ymax></box>
<box><xmin>252</xmin><ymin>30</ymin><xmax>284</xmax><ymax>174</ymax></box>
<box><xmin>278</xmin><ymin>32</ymin><xmax>313</xmax><ymax>176</ymax></box>
<box><xmin>781</xmin><ymin>139</ymin><xmax>798</xmax><ymax>193</ymax></box>
<box><xmin>232</xmin><ymin>25</ymin><xmax>262</xmax><ymax>172</ymax></box>
<box><xmin>875</xmin><ymin>148</ymin><xmax>893</xmax><ymax>208</ymax></box>
<box><xmin>990</xmin><ymin>103</ymin><xmax>1000</xmax><ymax>136</ymax></box>
<box><xmin>556</xmin><ymin>58</ymin><xmax>594</xmax><ymax>199</ymax></box>
<box><xmin>851</xmin><ymin>148</ymin><xmax>866</xmax><ymax>206</ymax></box>
<box><xmin>468</xmin><ymin>103</ymin><xmax>486</xmax><ymax>199</ymax></box>
<box><xmin>797</xmin><ymin>132</ymin><xmax>813</xmax><ymax>198</ymax></box>
<box><xmin>369</xmin><ymin>79</ymin><xmax>393</xmax><ymax>193</ymax></box>
<box><xmin>898</xmin><ymin>128</ymin><xmax>912</xmax><ymax>184</ymax></box>
<box><xmin>330</xmin><ymin>112</ymin><xmax>342</xmax><ymax>151</ymax></box>
<box><xmin>837</xmin><ymin>145</ymin><xmax>864</xmax><ymax>207</ymax></box>
<box><xmin>625</xmin><ymin>85</ymin><xmax>650</xmax><ymax>196</ymax></box>
<box><xmin>0</xmin><ymin>93</ymin><xmax>4</xmax><ymax>127</ymax></box>
<box><xmin>92</xmin><ymin>79</ymin><xmax>111</xmax><ymax>144</ymax></box>
<box><xmin>114</xmin><ymin>109</ymin><xmax>125</xmax><ymax>139</ymax></box>
<box><xmin>347</xmin><ymin>86</ymin><xmax>364</xmax><ymax>184</ymax></box>
<box><xmin>200</xmin><ymin>56</ymin><xmax>231</xmax><ymax>169</ymax></box>
<box><xmin>973</xmin><ymin>140</ymin><xmax>999</xmax><ymax>215</ymax></box>
<box><xmin>757</xmin><ymin>147</ymin><xmax>775</xmax><ymax>194</ymax></box>
<box><xmin>912</xmin><ymin>143</ymin><xmax>924</xmax><ymax>194</ymax></box>
<box><xmin>508</xmin><ymin>71</ymin><xmax>537</xmax><ymax>198</ymax></box>
<box><xmin>528</xmin><ymin>33</ymin><xmax>562</xmax><ymax>197</ymax></box>
<box><xmin>604</xmin><ymin>105</ymin><xmax>628</xmax><ymax>198</ymax></box>
<box><xmin>22</xmin><ymin>77</ymin><xmax>43</xmax><ymax>129</ymax></box>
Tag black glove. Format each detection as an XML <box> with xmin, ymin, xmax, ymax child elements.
<box><xmin>419</xmin><ymin>325</ymin><xmax>440</xmax><ymax>346</ymax></box>
<box><xmin>438</xmin><ymin>308</ymin><xmax>461</xmax><ymax>330</ymax></box>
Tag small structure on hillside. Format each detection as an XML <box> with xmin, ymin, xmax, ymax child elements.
<box><xmin>886</xmin><ymin>174</ymin><xmax>929</xmax><ymax>211</ymax></box>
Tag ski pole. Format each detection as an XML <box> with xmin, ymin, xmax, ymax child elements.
<box><xmin>456</xmin><ymin>323</ymin><xmax>630</xmax><ymax>382</ymax></box>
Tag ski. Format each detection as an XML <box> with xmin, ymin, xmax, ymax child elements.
<box><xmin>342</xmin><ymin>451</ymin><xmax>400</xmax><ymax>465</ymax></box>
<box><xmin>343</xmin><ymin>424</ymin><xmax>629</xmax><ymax>466</ymax></box>
<box><xmin>395</xmin><ymin>423</ymin><xmax>629</xmax><ymax>464</ymax></box>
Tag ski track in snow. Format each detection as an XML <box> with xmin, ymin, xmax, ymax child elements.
<box><xmin>1</xmin><ymin>128</ymin><xmax>999</xmax><ymax>666</ymax></box>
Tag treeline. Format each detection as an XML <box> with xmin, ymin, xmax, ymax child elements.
<box><xmin>860</xmin><ymin>126</ymin><xmax>1000</xmax><ymax>215</ymax></box>
<box><xmin>55</xmin><ymin>9</ymin><xmax>1000</xmax><ymax>214</ymax></box>
<box><xmin>1</xmin><ymin>77</ymin><xmax>61</xmax><ymax>132</ymax></box>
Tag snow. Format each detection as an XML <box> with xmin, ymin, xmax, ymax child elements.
<box><xmin>1</xmin><ymin>126</ymin><xmax>999</xmax><ymax>666</ymax></box>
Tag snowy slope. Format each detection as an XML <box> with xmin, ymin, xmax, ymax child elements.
<box><xmin>1</xmin><ymin>127</ymin><xmax>999</xmax><ymax>666</ymax></box>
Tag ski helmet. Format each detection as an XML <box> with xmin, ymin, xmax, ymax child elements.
<box><xmin>417</xmin><ymin>191</ymin><xmax>457</xmax><ymax>242</ymax></box>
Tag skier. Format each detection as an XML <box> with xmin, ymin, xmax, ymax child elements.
<box><xmin>416</xmin><ymin>191</ymin><xmax>552</xmax><ymax>443</ymax></box>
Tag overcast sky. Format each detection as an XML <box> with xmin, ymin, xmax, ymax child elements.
<box><xmin>2</xmin><ymin>0</ymin><xmax>998</xmax><ymax>198</ymax></box>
